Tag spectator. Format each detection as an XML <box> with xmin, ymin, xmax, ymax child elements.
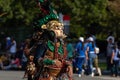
<box><xmin>75</xmin><ymin>37</ymin><xmax>86</xmax><ymax>77</ymax></box>
<box><xmin>5</xmin><ymin>36</ymin><xmax>11</xmax><ymax>50</ymax></box>
<box><xmin>86</xmin><ymin>37</ymin><xmax>100</xmax><ymax>77</ymax></box>
<box><xmin>9</xmin><ymin>37</ymin><xmax>17</xmax><ymax>57</ymax></box>
<box><xmin>17</xmin><ymin>41</ymin><xmax>27</xmax><ymax>70</ymax></box>
<box><xmin>3</xmin><ymin>55</ymin><xmax>21</xmax><ymax>70</ymax></box>
<box><xmin>107</xmin><ymin>32</ymin><xmax>114</xmax><ymax>44</ymax></box>
<box><xmin>106</xmin><ymin>38</ymin><xmax>114</xmax><ymax>70</ymax></box>
<box><xmin>65</xmin><ymin>39</ymin><xmax>74</xmax><ymax>60</ymax></box>
<box><xmin>90</xmin><ymin>35</ymin><xmax>102</xmax><ymax>76</ymax></box>
<box><xmin>0</xmin><ymin>53</ymin><xmax>10</xmax><ymax>69</ymax></box>
<box><xmin>110</xmin><ymin>44</ymin><xmax>120</xmax><ymax>77</ymax></box>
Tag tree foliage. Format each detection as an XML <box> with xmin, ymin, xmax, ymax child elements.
<box><xmin>0</xmin><ymin>0</ymin><xmax>120</xmax><ymax>40</ymax></box>
<box><xmin>0</xmin><ymin>0</ymin><xmax>38</xmax><ymax>27</ymax></box>
<box><xmin>53</xmin><ymin>0</ymin><xmax>120</xmax><ymax>39</ymax></box>
<box><xmin>52</xmin><ymin>0</ymin><xmax>108</xmax><ymax>38</ymax></box>
<box><xmin>105</xmin><ymin>0</ymin><xmax>120</xmax><ymax>38</ymax></box>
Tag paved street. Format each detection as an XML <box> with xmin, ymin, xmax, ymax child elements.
<box><xmin>73</xmin><ymin>74</ymin><xmax>120</xmax><ymax>80</ymax></box>
<box><xmin>0</xmin><ymin>70</ymin><xmax>120</xmax><ymax>80</ymax></box>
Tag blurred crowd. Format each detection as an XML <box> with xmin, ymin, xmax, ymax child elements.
<box><xmin>0</xmin><ymin>32</ymin><xmax>120</xmax><ymax>78</ymax></box>
<box><xmin>0</xmin><ymin>36</ymin><xmax>27</xmax><ymax>70</ymax></box>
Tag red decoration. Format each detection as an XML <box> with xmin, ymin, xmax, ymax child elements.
<box><xmin>63</xmin><ymin>15</ymin><xmax>70</xmax><ymax>21</ymax></box>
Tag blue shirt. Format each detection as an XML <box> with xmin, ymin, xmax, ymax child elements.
<box><xmin>75</xmin><ymin>42</ymin><xmax>85</xmax><ymax>57</ymax></box>
<box><xmin>87</xmin><ymin>42</ymin><xmax>96</xmax><ymax>53</ymax></box>
<box><xmin>6</xmin><ymin>40</ymin><xmax>11</xmax><ymax>48</ymax></box>
<box><xmin>87</xmin><ymin>42</ymin><xmax>97</xmax><ymax>58</ymax></box>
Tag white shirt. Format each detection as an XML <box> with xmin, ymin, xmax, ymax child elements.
<box><xmin>10</xmin><ymin>40</ymin><xmax>17</xmax><ymax>54</ymax></box>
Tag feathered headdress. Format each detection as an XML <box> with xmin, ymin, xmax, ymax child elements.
<box><xmin>33</xmin><ymin>0</ymin><xmax>58</xmax><ymax>28</ymax></box>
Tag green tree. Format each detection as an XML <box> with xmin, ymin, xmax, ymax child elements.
<box><xmin>53</xmin><ymin>0</ymin><xmax>108</xmax><ymax>38</ymax></box>
<box><xmin>0</xmin><ymin>0</ymin><xmax>38</xmax><ymax>27</ymax></box>
<box><xmin>107</xmin><ymin>0</ymin><xmax>120</xmax><ymax>38</ymax></box>
<box><xmin>0</xmin><ymin>0</ymin><xmax>39</xmax><ymax>42</ymax></box>
<box><xmin>0</xmin><ymin>0</ymin><xmax>120</xmax><ymax>40</ymax></box>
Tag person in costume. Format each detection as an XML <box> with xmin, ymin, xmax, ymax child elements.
<box><xmin>23</xmin><ymin>0</ymin><xmax>73</xmax><ymax>80</ymax></box>
<box><xmin>38</xmin><ymin>20</ymin><xmax>73</xmax><ymax>80</ymax></box>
